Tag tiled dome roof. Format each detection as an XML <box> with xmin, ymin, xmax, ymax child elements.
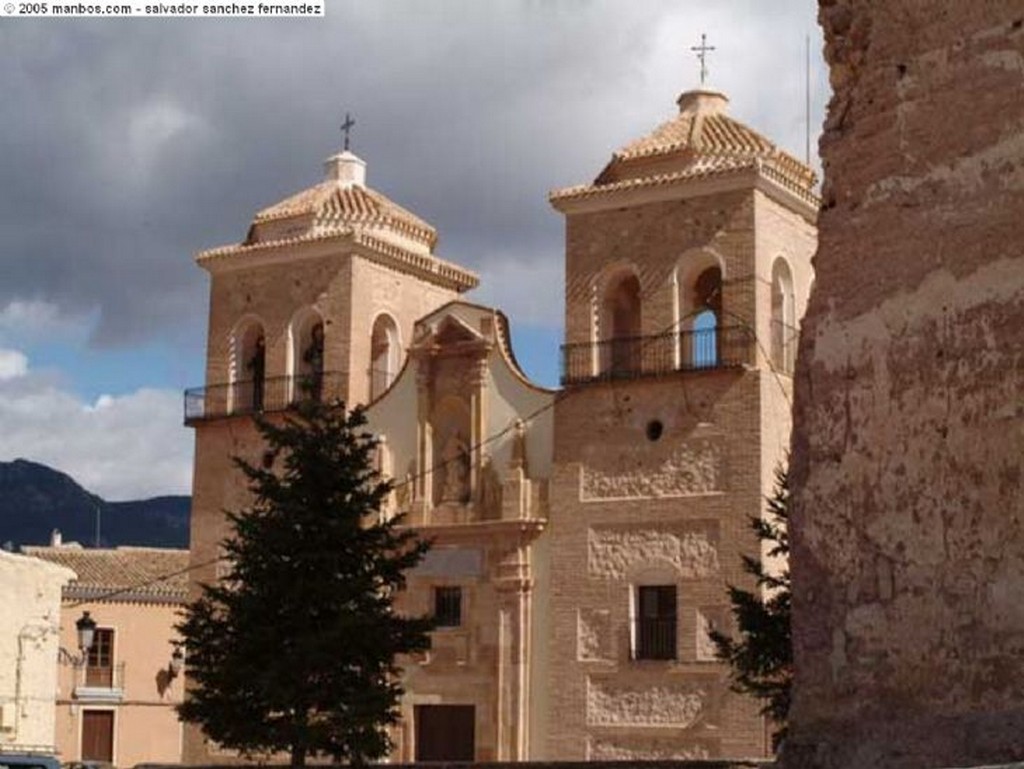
<box><xmin>552</xmin><ymin>90</ymin><xmax>817</xmax><ymax>204</ymax></box>
<box><xmin>246</xmin><ymin>151</ymin><xmax>438</xmax><ymax>252</ymax></box>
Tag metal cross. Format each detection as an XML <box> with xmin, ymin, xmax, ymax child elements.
<box><xmin>690</xmin><ymin>33</ymin><xmax>715</xmax><ymax>86</ymax></box>
<box><xmin>340</xmin><ymin>112</ymin><xmax>355</xmax><ymax>152</ymax></box>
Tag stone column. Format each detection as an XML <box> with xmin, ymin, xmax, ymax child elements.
<box><xmin>786</xmin><ymin>4</ymin><xmax>1024</xmax><ymax>768</ymax></box>
<box><xmin>495</xmin><ymin>540</ymin><xmax>531</xmax><ymax>760</ymax></box>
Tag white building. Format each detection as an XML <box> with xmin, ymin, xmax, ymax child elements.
<box><xmin>0</xmin><ymin>549</ymin><xmax>75</xmax><ymax>754</ymax></box>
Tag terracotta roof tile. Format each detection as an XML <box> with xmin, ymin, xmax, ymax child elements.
<box><xmin>615</xmin><ymin>111</ymin><xmax>775</xmax><ymax>161</ymax></box>
<box><xmin>23</xmin><ymin>545</ymin><xmax>189</xmax><ymax>603</ymax></box>
<box><xmin>554</xmin><ymin>90</ymin><xmax>818</xmax><ymax>202</ymax></box>
<box><xmin>253</xmin><ymin>181</ymin><xmax>438</xmax><ymax>249</ymax></box>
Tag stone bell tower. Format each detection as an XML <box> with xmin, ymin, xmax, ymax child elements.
<box><xmin>540</xmin><ymin>87</ymin><xmax>818</xmax><ymax>759</ymax></box>
<box><xmin>182</xmin><ymin>143</ymin><xmax>477</xmax><ymax>764</ymax></box>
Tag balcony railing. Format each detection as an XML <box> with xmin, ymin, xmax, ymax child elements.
<box><xmin>184</xmin><ymin>371</ymin><xmax>347</xmax><ymax>425</ymax></box>
<box><xmin>634</xmin><ymin>617</ymin><xmax>677</xmax><ymax>661</ymax></box>
<box><xmin>561</xmin><ymin>325</ymin><xmax>753</xmax><ymax>386</ymax></box>
<box><xmin>75</xmin><ymin>662</ymin><xmax>125</xmax><ymax>701</ymax></box>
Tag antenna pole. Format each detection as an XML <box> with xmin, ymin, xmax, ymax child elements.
<box><xmin>805</xmin><ymin>33</ymin><xmax>811</xmax><ymax>166</ymax></box>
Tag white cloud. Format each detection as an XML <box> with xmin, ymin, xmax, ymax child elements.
<box><xmin>0</xmin><ymin>299</ymin><xmax>88</xmax><ymax>341</ymax></box>
<box><xmin>0</xmin><ymin>349</ymin><xmax>28</xmax><ymax>380</ymax></box>
<box><xmin>0</xmin><ymin>354</ymin><xmax>192</xmax><ymax>500</ymax></box>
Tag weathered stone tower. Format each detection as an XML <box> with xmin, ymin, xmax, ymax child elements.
<box><xmin>542</xmin><ymin>88</ymin><xmax>818</xmax><ymax>759</ymax></box>
<box><xmin>787</xmin><ymin>4</ymin><xmax>1024</xmax><ymax>768</ymax></box>
<box><xmin>182</xmin><ymin>147</ymin><xmax>477</xmax><ymax>763</ymax></box>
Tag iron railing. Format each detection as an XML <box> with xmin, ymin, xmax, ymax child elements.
<box><xmin>76</xmin><ymin>661</ymin><xmax>126</xmax><ymax>695</ymax></box>
<box><xmin>184</xmin><ymin>371</ymin><xmax>347</xmax><ymax>425</ymax></box>
<box><xmin>561</xmin><ymin>325</ymin><xmax>753</xmax><ymax>386</ymax></box>
<box><xmin>634</xmin><ymin>617</ymin><xmax>677</xmax><ymax>661</ymax></box>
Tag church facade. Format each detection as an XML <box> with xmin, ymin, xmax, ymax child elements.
<box><xmin>184</xmin><ymin>86</ymin><xmax>817</xmax><ymax>762</ymax></box>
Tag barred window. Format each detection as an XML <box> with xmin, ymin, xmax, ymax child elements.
<box><xmin>434</xmin><ymin>586</ymin><xmax>462</xmax><ymax>628</ymax></box>
<box><xmin>634</xmin><ymin>585</ymin><xmax>677</xmax><ymax>660</ymax></box>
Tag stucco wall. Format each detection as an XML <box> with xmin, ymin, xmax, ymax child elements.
<box><xmin>53</xmin><ymin>600</ymin><xmax>184</xmax><ymax>766</ymax></box>
<box><xmin>787</xmin><ymin>4</ymin><xmax>1024</xmax><ymax>768</ymax></box>
<box><xmin>0</xmin><ymin>551</ymin><xmax>74</xmax><ymax>752</ymax></box>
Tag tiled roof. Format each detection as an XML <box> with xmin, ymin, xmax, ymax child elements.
<box><xmin>552</xmin><ymin>90</ymin><xmax>818</xmax><ymax>204</ymax></box>
<box><xmin>253</xmin><ymin>181</ymin><xmax>438</xmax><ymax>250</ymax></box>
<box><xmin>23</xmin><ymin>545</ymin><xmax>189</xmax><ymax>603</ymax></box>
<box><xmin>614</xmin><ymin>110</ymin><xmax>775</xmax><ymax>161</ymax></box>
<box><xmin>196</xmin><ymin>227</ymin><xmax>479</xmax><ymax>293</ymax></box>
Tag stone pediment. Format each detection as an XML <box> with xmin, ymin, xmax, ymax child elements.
<box><xmin>412</xmin><ymin>313</ymin><xmax>490</xmax><ymax>355</ymax></box>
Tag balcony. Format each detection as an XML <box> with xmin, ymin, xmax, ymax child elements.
<box><xmin>184</xmin><ymin>371</ymin><xmax>347</xmax><ymax>425</ymax></box>
<box><xmin>74</xmin><ymin>662</ymin><xmax>125</xmax><ymax>702</ymax></box>
<box><xmin>561</xmin><ymin>325</ymin><xmax>753</xmax><ymax>386</ymax></box>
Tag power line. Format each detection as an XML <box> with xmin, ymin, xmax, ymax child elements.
<box><xmin>66</xmin><ymin>556</ymin><xmax>220</xmax><ymax>608</ymax></box>
<box><xmin>77</xmin><ymin>304</ymin><xmax>798</xmax><ymax>603</ymax></box>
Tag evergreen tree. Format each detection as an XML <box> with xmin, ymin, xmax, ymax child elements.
<box><xmin>710</xmin><ymin>464</ymin><xmax>791</xmax><ymax>751</ymax></box>
<box><xmin>177</xmin><ymin>399</ymin><xmax>433</xmax><ymax>767</ymax></box>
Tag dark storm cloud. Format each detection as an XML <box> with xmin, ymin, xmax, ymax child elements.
<box><xmin>0</xmin><ymin>0</ymin><xmax>825</xmax><ymax>345</ymax></box>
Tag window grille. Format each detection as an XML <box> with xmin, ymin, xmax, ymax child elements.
<box><xmin>635</xmin><ymin>585</ymin><xmax>677</xmax><ymax>660</ymax></box>
<box><xmin>434</xmin><ymin>586</ymin><xmax>462</xmax><ymax>628</ymax></box>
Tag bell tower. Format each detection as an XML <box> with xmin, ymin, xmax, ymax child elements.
<box><xmin>182</xmin><ymin>143</ymin><xmax>477</xmax><ymax>764</ymax></box>
<box><xmin>541</xmin><ymin>87</ymin><xmax>818</xmax><ymax>759</ymax></box>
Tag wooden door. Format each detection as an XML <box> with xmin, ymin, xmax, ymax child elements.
<box><xmin>415</xmin><ymin>704</ymin><xmax>474</xmax><ymax>761</ymax></box>
<box><xmin>81</xmin><ymin>710</ymin><xmax>114</xmax><ymax>761</ymax></box>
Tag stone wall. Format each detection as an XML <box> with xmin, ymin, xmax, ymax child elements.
<box><xmin>787</xmin><ymin>3</ymin><xmax>1024</xmax><ymax>767</ymax></box>
<box><xmin>0</xmin><ymin>551</ymin><xmax>73</xmax><ymax>752</ymax></box>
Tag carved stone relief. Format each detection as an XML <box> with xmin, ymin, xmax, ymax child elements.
<box><xmin>577</xmin><ymin>609</ymin><xmax>612</xmax><ymax>661</ymax></box>
<box><xmin>695</xmin><ymin>606</ymin><xmax>727</xmax><ymax>662</ymax></box>
<box><xmin>580</xmin><ymin>439</ymin><xmax>723</xmax><ymax>501</ymax></box>
<box><xmin>588</xmin><ymin>738</ymin><xmax>713</xmax><ymax>761</ymax></box>
<box><xmin>587</xmin><ymin>678</ymin><xmax>707</xmax><ymax>727</ymax></box>
<box><xmin>588</xmin><ymin>525</ymin><xmax>719</xmax><ymax>580</ymax></box>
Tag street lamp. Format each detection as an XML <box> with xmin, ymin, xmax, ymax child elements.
<box><xmin>59</xmin><ymin>611</ymin><xmax>97</xmax><ymax>667</ymax></box>
<box><xmin>168</xmin><ymin>644</ymin><xmax>185</xmax><ymax>678</ymax></box>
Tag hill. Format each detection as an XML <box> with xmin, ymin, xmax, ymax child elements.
<box><xmin>0</xmin><ymin>459</ymin><xmax>189</xmax><ymax>549</ymax></box>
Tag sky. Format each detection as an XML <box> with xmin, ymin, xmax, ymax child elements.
<box><xmin>0</xmin><ymin>0</ymin><xmax>830</xmax><ymax>500</ymax></box>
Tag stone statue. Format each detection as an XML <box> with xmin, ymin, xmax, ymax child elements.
<box><xmin>439</xmin><ymin>430</ymin><xmax>470</xmax><ymax>504</ymax></box>
<box><xmin>510</xmin><ymin>418</ymin><xmax>529</xmax><ymax>476</ymax></box>
<box><xmin>477</xmin><ymin>455</ymin><xmax>502</xmax><ymax>519</ymax></box>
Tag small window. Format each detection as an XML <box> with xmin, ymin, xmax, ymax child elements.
<box><xmin>635</xmin><ymin>585</ymin><xmax>677</xmax><ymax>660</ymax></box>
<box><xmin>434</xmin><ymin>586</ymin><xmax>462</xmax><ymax>628</ymax></box>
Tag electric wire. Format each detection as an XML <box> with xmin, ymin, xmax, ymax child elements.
<box><xmin>66</xmin><ymin>296</ymin><xmax>798</xmax><ymax>605</ymax></box>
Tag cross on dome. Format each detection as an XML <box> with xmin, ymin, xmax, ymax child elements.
<box><xmin>340</xmin><ymin>112</ymin><xmax>355</xmax><ymax>152</ymax></box>
<box><xmin>690</xmin><ymin>33</ymin><xmax>716</xmax><ymax>86</ymax></box>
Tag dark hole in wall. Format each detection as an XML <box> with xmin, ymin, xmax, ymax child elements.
<box><xmin>646</xmin><ymin>420</ymin><xmax>664</xmax><ymax>442</ymax></box>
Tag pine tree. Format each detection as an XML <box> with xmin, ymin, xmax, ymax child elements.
<box><xmin>177</xmin><ymin>399</ymin><xmax>433</xmax><ymax>768</ymax></box>
<box><xmin>710</xmin><ymin>464</ymin><xmax>791</xmax><ymax>751</ymax></box>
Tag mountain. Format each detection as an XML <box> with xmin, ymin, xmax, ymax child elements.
<box><xmin>0</xmin><ymin>459</ymin><xmax>189</xmax><ymax>549</ymax></box>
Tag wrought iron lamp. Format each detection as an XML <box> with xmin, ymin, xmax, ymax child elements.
<box><xmin>167</xmin><ymin>644</ymin><xmax>185</xmax><ymax>679</ymax></box>
<box><xmin>58</xmin><ymin>610</ymin><xmax>97</xmax><ymax>667</ymax></box>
